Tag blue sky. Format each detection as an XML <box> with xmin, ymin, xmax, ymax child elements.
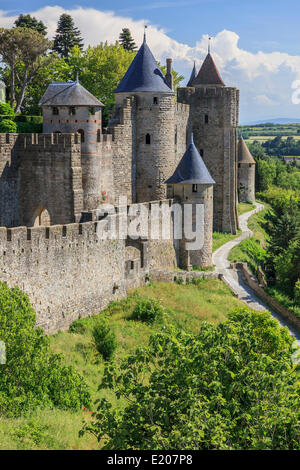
<box><xmin>1</xmin><ymin>0</ymin><xmax>300</xmax><ymax>121</ymax></box>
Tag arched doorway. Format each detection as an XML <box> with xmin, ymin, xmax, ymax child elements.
<box><xmin>33</xmin><ymin>207</ymin><xmax>51</xmax><ymax>227</ymax></box>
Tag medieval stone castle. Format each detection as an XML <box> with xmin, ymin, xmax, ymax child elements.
<box><xmin>0</xmin><ymin>35</ymin><xmax>255</xmax><ymax>333</ymax></box>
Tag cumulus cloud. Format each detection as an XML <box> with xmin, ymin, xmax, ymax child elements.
<box><xmin>1</xmin><ymin>5</ymin><xmax>300</xmax><ymax>121</ymax></box>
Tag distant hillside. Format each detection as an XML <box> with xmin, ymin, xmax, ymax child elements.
<box><xmin>242</xmin><ymin>118</ymin><xmax>300</xmax><ymax>125</ymax></box>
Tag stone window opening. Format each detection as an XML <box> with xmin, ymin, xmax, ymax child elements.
<box><xmin>89</xmin><ymin>107</ymin><xmax>95</xmax><ymax>115</ymax></box>
<box><xmin>153</xmin><ymin>97</ymin><xmax>158</xmax><ymax>105</ymax></box>
<box><xmin>200</xmin><ymin>149</ymin><xmax>204</xmax><ymax>157</ymax></box>
<box><xmin>97</xmin><ymin>129</ymin><xmax>101</xmax><ymax>142</ymax></box>
<box><xmin>192</xmin><ymin>184</ymin><xmax>198</xmax><ymax>193</ymax></box>
<box><xmin>130</xmin><ymin>261</ymin><xmax>134</xmax><ymax>270</ymax></box>
<box><xmin>69</xmin><ymin>106</ymin><xmax>76</xmax><ymax>116</ymax></box>
<box><xmin>77</xmin><ymin>129</ymin><xmax>85</xmax><ymax>143</ymax></box>
<box><xmin>175</xmin><ymin>126</ymin><xmax>177</xmax><ymax>145</ymax></box>
<box><xmin>146</xmin><ymin>133</ymin><xmax>151</xmax><ymax>145</ymax></box>
<box><xmin>204</xmin><ymin>114</ymin><xmax>209</xmax><ymax>124</ymax></box>
<box><xmin>52</xmin><ymin>107</ymin><xmax>59</xmax><ymax>115</ymax></box>
<box><xmin>238</xmin><ymin>163</ymin><xmax>241</xmax><ymax>168</ymax></box>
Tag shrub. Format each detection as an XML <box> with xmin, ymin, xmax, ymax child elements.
<box><xmin>0</xmin><ymin>102</ymin><xmax>14</xmax><ymax>116</ymax></box>
<box><xmin>82</xmin><ymin>309</ymin><xmax>299</xmax><ymax>450</ymax></box>
<box><xmin>131</xmin><ymin>297</ymin><xmax>164</xmax><ymax>324</ymax></box>
<box><xmin>16</xmin><ymin>121</ymin><xmax>42</xmax><ymax>133</ymax></box>
<box><xmin>92</xmin><ymin>319</ymin><xmax>117</xmax><ymax>360</ymax></box>
<box><xmin>69</xmin><ymin>318</ymin><xmax>87</xmax><ymax>334</ymax></box>
<box><xmin>0</xmin><ymin>282</ymin><xmax>90</xmax><ymax>416</ymax></box>
<box><xmin>0</xmin><ymin>119</ymin><xmax>17</xmax><ymax>133</ymax></box>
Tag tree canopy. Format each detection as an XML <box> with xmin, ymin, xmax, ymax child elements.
<box><xmin>81</xmin><ymin>308</ymin><xmax>300</xmax><ymax>450</ymax></box>
<box><xmin>14</xmin><ymin>14</ymin><xmax>47</xmax><ymax>36</ymax></box>
<box><xmin>53</xmin><ymin>14</ymin><xmax>84</xmax><ymax>60</ymax></box>
<box><xmin>119</xmin><ymin>28</ymin><xmax>137</xmax><ymax>51</ymax></box>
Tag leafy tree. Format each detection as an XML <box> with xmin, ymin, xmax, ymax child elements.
<box><xmin>119</xmin><ymin>28</ymin><xmax>137</xmax><ymax>51</ymax></box>
<box><xmin>0</xmin><ymin>102</ymin><xmax>14</xmax><ymax>116</ymax></box>
<box><xmin>53</xmin><ymin>14</ymin><xmax>84</xmax><ymax>60</ymax></box>
<box><xmin>0</xmin><ymin>119</ymin><xmax>17</xmax><ymax>133</ymax></box>
<box><xmin>0</xmin><ymin>282</ymin><xmax>90</xmax><ymax>417</ymax></box>
<box><xmin>81</xmin><ymin>309</ymin><xmax>299</xmax><ymax>450</ymax></box>
<box><xmin>14</xmin><ymin>14</ymin><xmax>47</xmax><ymax>36</ymax></box>
<box><xmin>0</xmin><ymin>27</ymin><xmax>51</xmax><ymax>112</ymax></box>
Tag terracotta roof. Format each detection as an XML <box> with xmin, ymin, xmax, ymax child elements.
<box><xmin>238</xmin><ymin>137</ymin><xmax>256</xmax><ymax>164</ymax></box>
<box><xmin>115</xmin><ymin>35</ymin><xmax>174</xmax><ymax>94</ymax></box>
<box><xmin>39</xmin><ymin>81</ymin><xmax>104</xmax><ymax>106</ymax></box>
<box><xmin>186</xmin><ymin>61</ymin><xmax>197</xmax><ymax>87</ymax></box>
<box><xmin>193</xmin><ymin>53</ymin><xmax>225</xmax><ymax>87</ymax></box>
<box><xmin>165</xmin><ymin>134</ymin><xmax>215</xmax><ymax>185</ymax></box>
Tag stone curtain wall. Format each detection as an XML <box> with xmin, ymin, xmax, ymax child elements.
<box><xmin>0</xmin><ymin>134</ymin><xmax>20</xmax><ymax>227</ymax></box>
<box><xmin>17</xmin><ymin>133</ymin><xmax>84</xmax><ymax>226</ymax></box>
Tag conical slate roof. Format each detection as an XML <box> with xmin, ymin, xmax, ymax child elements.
<box><xmin>193</xmin><ymin>53</ymin><xmax>225</xmax><ymax>87</ymax></box>
<box><xmin>39</xmin><ymin>80</ymin><xmax>104</xmax><ymax>106</ymax></box>
<box><xmin>238</xmin><ymin>137</ymin><xmax>256</xmax><ymax>164</ymax></box>
<box><xmin>165</xmin><ymin>134</ymin><xmax>215</xmax><ymax>185</ymax></box>
<box><xmin>186</xmin><ymin>61</ymin><xmax>197</xmax><ymax>87</ymax></box>
<box><xmin>115</xmin><ymin>35</ymin><xmax>174</xmax><ymax>94</ymax></box>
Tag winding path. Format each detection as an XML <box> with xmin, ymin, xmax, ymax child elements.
<box><xmin>212</xmin><ymin>202</ymin><xmax>300</xmax><ymax>343</ymax></box>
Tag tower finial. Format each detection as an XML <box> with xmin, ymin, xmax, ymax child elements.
<box><xmin>190</xmin><ymin>132</ymin><xmax>194</xmax><ymax>144</ymax></box>
<box><xmin>208</xmin><ymin>36</ymin><xmax>211</xmax><ymax>54</ymax></box>
<box><xmin>76</xmin><ymin>72</ymin><xmax>79</xmax><ymax>83</ymax></box>
<box><xmin>144</xmin><ymin>24</ymin><xmax>147</xmax><ymax>43</ymax></box>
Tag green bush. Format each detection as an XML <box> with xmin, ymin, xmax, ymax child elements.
<box><xmin>69</xmin><ymin>318</ymin><xmax>88</xmax><ymax>334</ymax></box>
<box><xmin>92</xmin><ymin>318</ymin><xmax>117</xmax><ymax>360</ymax></box>
<box><xmin>0</xmin><ymin>282</ymin><xmax>90</xmax><ymax>416</ymax></box>
<box><xmin>0</xmin><ymin>103</ymin><xmax>14</xmax><ymax>116</ymax></box>
<box><xmin>0</xmin><ymin>119</ymin><xmax>17</xmax><ymax>133</ymax></box>
<box><xmin>16</xmin><ymin>121</ymin><xmax>42</xmax><ymax>133</ymax></box>
<box><xmin>131</xmin><ymin>297</ymin><xmax>164</xmax><ymax>324</ymax></box>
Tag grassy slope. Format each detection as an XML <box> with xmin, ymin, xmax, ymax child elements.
<box><xmin>0</xmin><ymin>279</ymin><xmax>245</xmax><ymax>450</ymax></box>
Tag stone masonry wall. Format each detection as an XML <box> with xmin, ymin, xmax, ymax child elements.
<box><xmin>17</xmin><ymin>133</ymin><xmax>84</xmax><ymax>226</ymax></box>
<box><xmin>238</xmin><ymin>163</ymin><xmax>255</xmax><ymax>203</ymax></box>
<box><xmin>0</xmin><ymin>134</ymin><xmax>19</xmax><ymax>227</ymax></box>
<box><xmin>177</xmin><ymin>86</ymin><xmax>239</xmax><ymax>234</ymax></box>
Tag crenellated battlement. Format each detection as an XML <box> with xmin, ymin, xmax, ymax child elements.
<box><xmin>15</xmin><ymin>133</ymin><xmax>81</xmax><ymax>150</ymax></box>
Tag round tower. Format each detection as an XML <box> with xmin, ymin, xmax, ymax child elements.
<box><xmin>165</xmin><ymin>134</ymin><xmax>215</xmax><ymax>268</ymax></box>
<box><xmin>114</xmin><ymin>33</ymin><xmax>176</xmax><ymax>203</ymax></box>
<box><xmin>237</xmin><ymin>137</ymin><xmax>256</xmax><ymax>202</ymax></box>
<box><xmin>39</xmin><ymin>79</ymin><xmax>104</xmax><ymax>211</ymax></box>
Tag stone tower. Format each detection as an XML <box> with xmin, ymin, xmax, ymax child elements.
<box><xmin>165</xmin><ymin>134</ymin><xmax>215</xmax><ymax>269</ymax></box>
<box><xmin>114</xmin><ymin>34</ymin><xmax>176</xmax><ymax>203</ymax></box>
<box><xmin>186</xmin><ymin>61</ymin><xmax>197</xmax><ymax>87</ymax></box>
<box><xmin>40</xmin><ymin>79</ymin><xmax>105</xmax><ymax>211</ymax></box>
<box><xmin>237</xmin><ymin>137</ymin><xmax>256</xmax><ymax>203</ymax></box>
<box><xmin>177</xmin><ymin>51</ymin><xmax>239</xmax><ymax>234</ymax></box>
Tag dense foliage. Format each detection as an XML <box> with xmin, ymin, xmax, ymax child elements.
<box><xmin>53</xmin><ymin>14</ymin><xmax>84</xmax><ymax>60</ymax></box>
<box><xmin>131</xmin><ymin>297</ymin><xmax>165</xmax><ymax>324</ymax></box>
<box><xmin>0</xmin><ymin>102</ymin><xmax>14</xmax><ymax>116</ymax></box>
<box><xmin>0</xmin><ymin>282</ymin><xmax>90</xmax><ymax>417</ymax></box>
<box><xmin>0</xmin><ymin>119</ymin><xmax>17</xmax><ymax>133</ymax></box>
<box><xmin>81</xmin><ymin>309</ymin><xmax>300</xmax><ymax>449</ymax></box>
<box><xmin>14</xmin><ymin>14</ymin><xmax>47</xmax><ymax>36</ymax></box>
<box><xmin>119</xmin><ymin>28</ymin><xmax>137</xmax><ymax>51</ymax></box>
<box><xmin>92</xmin><ymin>318</ymin><xmax>117</xmax><ymax>360</ymax></box>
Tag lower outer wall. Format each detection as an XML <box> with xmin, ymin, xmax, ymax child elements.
<box><xmin>0</xmin><ymin>222</ymin><xmax>178</xmax><ymax>334</ymax></box>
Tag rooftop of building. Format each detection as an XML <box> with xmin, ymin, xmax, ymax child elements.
<box><xmin>165</xmin><ymin>134</ymin><xmax>215</xmax><ymax>185</ymax></box>
<box><xmin>238</xmin><ymin>137</ymin><xmax>256</xmax><ymax>164</ymax></box>
<box><xmin>192</xmin><ymin>52</ymin><xmax>225</xmax><ymax>87</ymax></box>
<box><xmin>39</xmin><ymin>79</ymin><xmax>104</xmax><ymax>106</ymax></box>
<box><xmin>115</xmin><ymin>33</ymin><xmax>174</xmax><ymax>94</ymax></box>
<box><xmin>186</xmin><ymin>61</ymin><xmax>197</xmax><ymax>87</ymax></box>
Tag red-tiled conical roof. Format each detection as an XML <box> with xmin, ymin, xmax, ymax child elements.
<box><xmin>193</xmin><ymin>53</ymin><xmax>225</xmax><ymax>87</ymax></box>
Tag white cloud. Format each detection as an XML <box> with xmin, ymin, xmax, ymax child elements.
<box><xmin>1</xmin><ymin>5</ymin><xmax>300</xmax><ymax>121</ymax></box>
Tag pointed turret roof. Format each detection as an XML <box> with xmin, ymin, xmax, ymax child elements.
<box><xmin>39</xmin><ymin>80</ymin><xmax>103</xmax><ymax>106</ymax></box>
<box><xmin>165</xmin><ymin>134</ymin><xmax>215</xmax><ymax>185</ymax></box>
<box><xmin>186</xmin><ymin>61</ymin><xmax>197</xmax><ymax>87</ymax></box>
<box><xmin>115</xmin><ymin>35</ymin><xmax>174</xmax><ymax>94</ymax></box>
<box><xmin>238</xmin><ymin>137</ymin><xmax>256</xmax><ymax>164</ymax></box>
<box><xmin>193</xmin><ymin>53</ymin><xmax>225</xmax><ymax>87</ymax></box>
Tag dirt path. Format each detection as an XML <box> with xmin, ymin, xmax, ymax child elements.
<box><xmin>212</xmin><ymin>202</ymin><xmax>300</xmax><ymax>343</ymax></box>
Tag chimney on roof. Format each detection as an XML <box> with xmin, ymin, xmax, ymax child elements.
<box><xmin>165</xmin><ymin>58</ymin><xmax>173</xmax><ymax>90</ymax></box>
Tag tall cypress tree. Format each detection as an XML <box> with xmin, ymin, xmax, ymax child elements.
<box><xmin>119</xmin><ymin>28</ymin><xmax>137</xmax><ymax>51</ymax></box>
<box><xmin>53</xmin><ymin>14</ymin><xmax>84</xmax><ymax>60</ymax></box>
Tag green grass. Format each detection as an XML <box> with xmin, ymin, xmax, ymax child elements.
<box><xmin>0</xmin><ymin>280</ymin><xmax>246</xmax><ymax>450</ymax></box>
<box><xmin>237</xmin><ymin>202</ymin><xmax>255</xmax><ymax>216</ymax></box>
<box><xmin>212</xmin><ymin>230</ymin><xmax>241</xmax><ymax>252</ymax></box>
